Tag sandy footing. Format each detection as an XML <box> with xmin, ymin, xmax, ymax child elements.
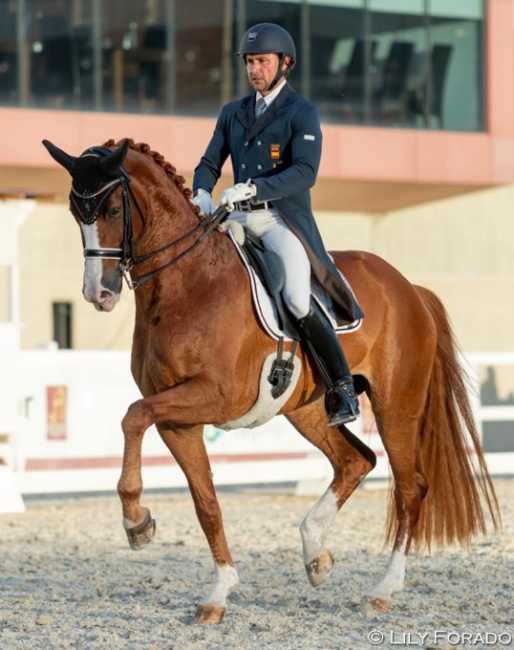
<box><xmin>1</xmin><ymin>480</ymin><xmax>513</xmax><ymax>649</ymax></box>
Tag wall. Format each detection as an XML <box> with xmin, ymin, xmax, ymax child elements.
<box><xmin>316</xmin><ymin>183</ymin><xmax>514</xmax><ymax>352</ymax></box>
<box><xmin>19</xmin><ymin>202</ymin><xmax>135</xmax><ymax>350</ymax></box>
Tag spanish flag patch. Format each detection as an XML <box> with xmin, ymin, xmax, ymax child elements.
<box><xmin>271</xmin><ymin>144</ymin><xmax>280</xmax><ymax>159</ymax></box>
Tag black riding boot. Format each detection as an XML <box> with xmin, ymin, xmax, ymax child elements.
<box><xmin>297</xmin><ymin>301</ymin><xmax>360</xmax><ymax>427</ymax></box>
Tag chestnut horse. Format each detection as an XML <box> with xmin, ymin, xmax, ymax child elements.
<box><xmin>43</xmin><ymin>138</ymin><xmax>499</xmax><ymax>625</ymax></box>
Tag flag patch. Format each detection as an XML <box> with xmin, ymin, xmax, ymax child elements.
<box><xmin>271</xmin><ymin>144</ymin><xmax>280</xmax><ymax>159</ymax></box>
<box><xmin>304</xmin><ymin>134</ymin><xmax>315</xmax><ymax>141</ymax></box>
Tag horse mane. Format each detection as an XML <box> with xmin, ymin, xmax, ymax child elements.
<box><xmin>103</xmin><ymin>138</ymin><xmax>194</xmax><ymax>203</ymax></box>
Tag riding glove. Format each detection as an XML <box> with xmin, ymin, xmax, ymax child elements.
<box><xmin>191</xmin><ymin>188</ymin><xmax>216</xmax><ymax>216</ymax></box>
<box><xmin>220</xmin><ymin>180</ymin><xmax>257</xmax><ymax>210</ymax></box>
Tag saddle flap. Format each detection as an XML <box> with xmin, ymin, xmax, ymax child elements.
<box><xmin>242</xmin><ymin>233</ymin><xmax>300</xmax><ymax>337</ymax></box>
<box><xmin>243</xmin><ymin>232</ymin><xmax>285</xmax><ymax>295</ymax></box>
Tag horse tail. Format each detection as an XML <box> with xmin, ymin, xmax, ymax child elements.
<box><xmin>386</xmin><ymin>285</ymin><xmax>501</xmax><ymax>551</ymax></box>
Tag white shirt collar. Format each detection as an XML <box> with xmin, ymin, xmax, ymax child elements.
<box><xmin>256</xmin><ymin>79</ymin><xmax>286</xmax><ymax>108</ymax></box>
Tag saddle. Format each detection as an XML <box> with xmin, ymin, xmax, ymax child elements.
<box><xmin>221</xmin><ymin>222</ymin><xmax>362</xmax><ymax>401</ymax></box>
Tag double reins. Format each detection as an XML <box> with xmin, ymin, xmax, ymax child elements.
<box><xmin>75</xmin><ymin>157</ymin><xmax>229</xmax><ymax>290</ymax></box>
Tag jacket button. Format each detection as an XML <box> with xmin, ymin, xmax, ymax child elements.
<box><xmin>257</xmin><ymin>140</ymin><xmax>262</xmax><ymax>145</ymax></box>
<box><xmin>244</xmin><ymin>141</ymin><xmax>249</xmax><ymax>146</ymax></box>
<box><xmin>241</xmin><ymin>164</ymin><xmax>246</xmax><ymax>169</ymax></box>
<box><xmin>257</xmin><ymin>164</ymin><xmax>262</xmax><ymax>170</ymax></box>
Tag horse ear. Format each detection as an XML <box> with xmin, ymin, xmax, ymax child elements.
<box><xmin>42</xmin><ymin>139</ymin><xmax>77</xmax><ymax>175</ymax></box>
<box><xmin>99</xmin><ymin>139</ymin><xmax>130</xmax><ymax>177</ymax></box>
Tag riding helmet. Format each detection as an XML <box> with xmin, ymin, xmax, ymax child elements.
<box><xmin>237</xmin><ymin>23</ymin><xmax>296</xmax><ymax>63</ymax></box>
<box><xmin>237</xmin><ymin>23</ymin><xmax>296</xmax><ymax>90</ymax></box>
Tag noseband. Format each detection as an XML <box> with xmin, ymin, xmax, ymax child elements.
<box><xmin>71</xmin><ymin>147</ymin><xmax>228</xmax><ymax>290</ymax></box>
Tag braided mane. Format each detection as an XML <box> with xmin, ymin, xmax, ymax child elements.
<box><xmin>103</xmin><ymin>138</ymin><xmax>193</xmax><ymax>202</ymax></box>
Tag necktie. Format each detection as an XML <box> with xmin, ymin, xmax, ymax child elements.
<box><xmin>255</xmin><ymin>97</ymin><xmax>266</xmax><ymax>119</ymax></box>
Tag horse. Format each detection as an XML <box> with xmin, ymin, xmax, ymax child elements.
<box><xmin>42</xmin><ymin>137</ymin><xmax>500</xmax><ymax>625</ymax></box>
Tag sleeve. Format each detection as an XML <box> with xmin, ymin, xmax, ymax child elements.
<box><xmin>192</xmin><ymin>107</ymin><xmax>231</xmax><ymax>195</ymax></box>
<box><xmin>252</xmin><ymin>102</ymin><xmax>322</xmax><ymax>202</ymax></box>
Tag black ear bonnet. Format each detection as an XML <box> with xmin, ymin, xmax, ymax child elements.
<box><xmin>70</xmin><ymin>146</ymin><xmax>130</xmax><ymax>225</ymax></box>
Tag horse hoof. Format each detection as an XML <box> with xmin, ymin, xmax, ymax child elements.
<box><xmin>125</xmin><ymin>511</ymin><xmax>156</xmax><ymax>550</ymax></box>
<box><xmin>193</xmin><ymin>605</ymin><xmax>226</xmax><ymax>625</ymax></box>
<box><xmin>305</xmin><ymin>550</ymin><xmax>334</xmax><ymax>587</ymax></box>
<box><xmin>361</xmin><ymin>595</ymin><xmax>391</xmax><ymax>613</ymax></box>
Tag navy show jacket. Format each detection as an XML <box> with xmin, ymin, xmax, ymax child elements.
<box><xmin>193</xmin><ymin>82</ymin><xmax>363</xmax><ymax>325</ymax></box>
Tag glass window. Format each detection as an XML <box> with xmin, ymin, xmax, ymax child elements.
<box><xmin>302</xmin><ymin>0</ymin><xmax>366</xmax><ymax>124</ymax></box>
<box><xmin>52</xmin><ymin>301</ymin><xmax>73</xmax><ymax>349</ymax></box>
<box><xmin>28</xmin><ymin>0</ymin><xmax>78</xmax><ymax>109</ymax></box>
<box><xmin>479</xmin><ymin>364</ymin><xmax>514</xmax><ymax>453</ymax></box>
<box><xmin>306</xmin><ymin>0</ymin><xmax>484</xmax><ymax>130</ymax></box>
<box><xmin>368</xmin><ymin>0</ymin><xmax>426</xmax><ymax>128</ymax></box>
<box><xmin>427</xmin><ymin>0</ymin><xmax>484</xmax><ymax>131</ymax></box>
<box><xmin>0</xmin><ymin>1</ymin><xmax>18</xmax><ymax>105</ymax></box>
<box><xmin>3</xmin><ymin>0</ymin><xmax>485</xmax><ymax>132</ymax></box>
<box><xmin>306</xmin><ymin>1</ymin><xmax>366</xmax><ymax>121</ymax></box>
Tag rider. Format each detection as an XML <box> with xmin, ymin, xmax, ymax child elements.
<box><xmin>191</xmin><ymin>22</ymin><xmax>363</xmax><ymax>426</ymax></box>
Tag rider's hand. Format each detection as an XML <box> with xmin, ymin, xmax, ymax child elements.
<box><xmin>220</xmin><ymin>180</ymin><xmax>257</xmax><ymax>210</ymax></box>
<box><xmin>191</xmin><ymin>188</ymin><xmax>216</xmax><ymax>216</ymax></box>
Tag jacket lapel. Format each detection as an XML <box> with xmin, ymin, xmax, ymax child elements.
<box><xmin>237</xmin><ymin>83</ymin><xmax>295</xmax><ymax>141</ymax></box>
<box><xmin>236</xmin><ymin>95</ymin><xmax>255</xmax><ymax>131</ymax></box>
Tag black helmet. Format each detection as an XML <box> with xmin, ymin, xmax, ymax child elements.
<box><xmin>238</xmin><ymin>23</ymin><xmax>296</xmax><ymax>62</ymax></box>
<box><xmin>237</xmin><ymin>23</ymin><xmax>296</xmax><ymax>90</ymax></box>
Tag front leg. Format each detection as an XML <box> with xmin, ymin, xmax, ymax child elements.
<box><xmin>117</xmin><ymin>380</ymin><xmax>241</xmax><ymax>622</ymax></box>
<box><xmin>117</xmin><ymin>398</ymin><xmax>155</xmax><ymax>542</ymax></box>
<box><xmin>157</xmin><ymin>425</ymin><xmax>239</xmax><ymax>624</ymax></box>
<box><xmin>117</xmin><ymin>376</ymin><xmax>239</xmax><ymax>535</ymax></box>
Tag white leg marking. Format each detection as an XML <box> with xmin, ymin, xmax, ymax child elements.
<box><xmin>199</xmin><ymin>564</ymin><xmax>239</xmax><ymax>608</ymax></box>
<box><xmin>368</xmin><ymin>536</ymin><xmax>408</xmax><ymax>601</ymax></box>
<box><xmin>122</xmin><ymin>516</ymin><xmax>139</xmax><ymax>530</ymax></box>
<box><xmin>300</xmin><ymin>488</ymin><xmax>338</xmax><ymax>565</ymax></box>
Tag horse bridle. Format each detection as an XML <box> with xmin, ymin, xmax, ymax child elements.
<box><xmin>72</xmin><ymin>147</ymin><xmax>229</xmax><ymax>290</ymax></box>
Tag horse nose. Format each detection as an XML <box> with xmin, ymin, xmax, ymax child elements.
<box><xmin>84</xmin><ymin>285</ymin><xmax>120</xmax><ymax>312</ymax></box>
<box><xmin>99</xmin><ymin>288</ymin><xmax>115</xmax><ymax>302</ymax></box>
<box><xmin>82</xmin><ymin>284</ymin><xmax>114</xmax><ymax>303</ymax></box>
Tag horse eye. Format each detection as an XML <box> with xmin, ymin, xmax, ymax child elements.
<box><xmin>108</xmin><ymin>206</ymin><xmax>122</xmax><ymax>219</ymax></box>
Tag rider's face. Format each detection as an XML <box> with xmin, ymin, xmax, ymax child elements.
<box><xmin>245</xmin><ymin>53</ymin><xmax>288</xmax><ymax>95</ymax></box>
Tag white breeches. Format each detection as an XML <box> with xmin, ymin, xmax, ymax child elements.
<box><xmin>228</xmin><ymin>208</ymin><xmax>311</xmax><ymax>319</ymax></box>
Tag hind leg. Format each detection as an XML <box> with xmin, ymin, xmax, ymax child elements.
<box><xmin>362</xmin><ymin>393</ymin><xmax>429</xmax><ymax>612</ymax></box>
<box><xmin>286</xmin><ymin>399</ymin><xmax>376</xmax><ymax>587</ymax></box>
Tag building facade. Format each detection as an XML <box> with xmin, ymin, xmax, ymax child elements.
<box><xmin>1</xmin><ymin>0</ymin><xmax>514</xmax><ymax>480</ymax></box>
<box><xmin>0</xmin><ymin>0</ymin><xmax>513</xmax><ymax>362</ymax></box>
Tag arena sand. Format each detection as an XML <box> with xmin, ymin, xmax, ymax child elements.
<box><xmin>1</xmin><ymin>480</ymin><xmax>512</xmax><ymax>650</ymax></box>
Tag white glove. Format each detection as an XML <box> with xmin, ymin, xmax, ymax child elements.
<box><xmin>220</xmin><ymin>180</ymin><xmax>257</xmax><ymax>210</ymax></box>
<box><xmin>191</xmin><ymin>188</ymin><xmax>216</xmax><ymax>216</ymax></box>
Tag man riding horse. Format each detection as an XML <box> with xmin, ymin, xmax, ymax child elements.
<box><xmin>192</xmin><ymin>22</ymin><xmax>363</xmax><ymax>427</ymax></box>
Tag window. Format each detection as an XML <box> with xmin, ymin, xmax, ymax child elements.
<box><xmin>303</xmin><ymin>0</ymin><xmax>484</xmax><ymax>130</ymax></box>
<box><xmin>52</xmin><ymin>301</ymin><xmax>73</xmax><ymax>349</ymax></box>
<box><xmin>3</xmin><ymin>0</ymin><xmax>485</xmax><ymax>131</ymax></box>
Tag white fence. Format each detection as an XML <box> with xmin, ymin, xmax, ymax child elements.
<box><xmin>0</xmin><ymin>348</ymin><xmax>512</xmax><ymax>497</ymax></box>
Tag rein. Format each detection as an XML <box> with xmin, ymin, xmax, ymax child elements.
<box><xmin>123</xmin><ymin>198</ymin><xmax>229</xmax><ymax>290</ymax></box>
<box><xmin>74</xmin><ymin>150</ymin><xmax>229</xmax><ymax>290</ymax></box>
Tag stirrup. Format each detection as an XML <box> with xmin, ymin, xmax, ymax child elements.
<box><xmin>325</xmin><ymin>381</ymin><xmax>360</xmax><ymax>427</ymax></box>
